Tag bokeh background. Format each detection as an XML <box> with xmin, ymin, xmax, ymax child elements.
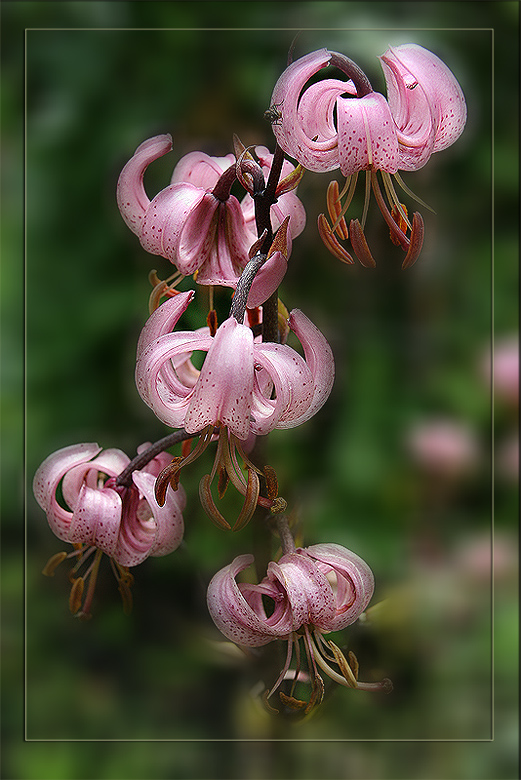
<box><xmin>1</xmin><ymin>1</ymin><xmax>519</xmax><ymax>778</ymax></box>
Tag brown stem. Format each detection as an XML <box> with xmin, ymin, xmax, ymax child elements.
<box><xmin>328</xmin><ymin>51</ymin><xmax>373</xmax><ymax>98</ymax></box>
<box><xmin>276</xmin><ymin>514</ymin><xmax>296</xmax><ymax>555</ymax></box>
<box><xmin>115</xmin><ymin>429</ymin><xmax>195</xmax><ymax>487</ymax></box>
<box><xmin>211</xmin><ymin>163</ymin><xmax>237</xmax><ymax>202</ymax></box>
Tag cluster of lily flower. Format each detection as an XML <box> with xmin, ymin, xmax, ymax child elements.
<box><xmin>33</xmin><ymin>42</ymin><xmax>466</xmax><ymax>715</ymax></box>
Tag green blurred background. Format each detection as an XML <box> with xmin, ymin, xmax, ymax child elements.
<box><xmin>1</xmin><ymin>1</ymin><xmax>518</xmax><ymax>778</ymax></box>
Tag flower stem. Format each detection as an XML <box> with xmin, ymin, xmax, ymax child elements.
<box><xmin>275</xmin><ymin>514</ymin><xmax>296</xmax><ymax>555</ymax></box>
<box><xmin>211</xmin><ymin>163</ymin><xmax>237</xmax><ymax>202</ymax></box>
<box><xmin>229</xmin><ymin>252</ymin><xmax>267</xmax><ymax>324</ymax></box>
<box><xmin>115</xmin><ymin>429</ymin><xmax>196</xmax><ymax>487</ymax></box>
<box><xmin>328</xmin><ymin>51</ymin><xmax>373</xmax><ymax>98</ymax></box>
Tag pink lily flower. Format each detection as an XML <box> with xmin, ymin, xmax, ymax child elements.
<box><xmin>117</xmin><ymin>137</ymin><xmax>305</xmax><ymax>287</ymax></box>
<box><xmin>135</xmin><ymin>289</ymin><xmax>334</xmax><ymax>441</ymax></box>
<box><xmin>207</xmin><ymin>543</ymin><xmax>391</xmax><ymax>712</ymax></box>
<box><xmin>135</xmin><ymin>289</ymin><xmax>333</xmax><ymax>530</ymax></box>
<box><xmin>270</xmin><ymin>45</ymin><xmax>466</xmax><ymax>175</ymax></box>
<box><xmin>269</xmin><ymin>45</ymin><xmax>466</xmax><ymax>268</ymax></box>
<box><xmin>33</xmin><ymin>442</ymin><xmax>185</xmax><ymax>617</ymax></box>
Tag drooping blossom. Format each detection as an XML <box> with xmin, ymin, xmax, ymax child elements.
<box><xmin>33</xmin><ymin>442</ymin><xmax>185</xmax><ymax>617</ymax></box>
<box><xmin>269</xmin><ymin>45</ymin><xmax>466</xmax><ymax>268</ymax></box>
<box><xmin>135</xmin><ymin>289</ymin><xmax>334</xmax><ymax>529</ymax></box>
<box><xmin>207</xmin><ymin>541</ymin><xmax>391</xmax><ymax>712</ymax></box>
<box><xmin>117</xmin><ymin>136</ymin><xmax>306</xmax><ymax>287</ymax></box>
<box><xmin>136</xmin><ymin>289</ymin><xmax>334</xmax><ymax>439</ymax></box>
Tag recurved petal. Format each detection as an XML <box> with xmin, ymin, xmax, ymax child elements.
<box><xmin>380</xmin><ymin>44</ymin><xmax>466</xmax><ymax>170</ymax></box>
<box><xmin>61</xmin><ymin>448</ymin><xmax>130</xmax><ymax>508</ymax></box>
<box><xmin>269</xmin><ymin>553</ymin><xmax>336</xmax><ymax>631</ymax></box>
<box><xmin>271</xmin><ymin>49</ymin><xmax>341</xmax><ymax>173</ymax></box>
<box><xmin>171</xmin><ymin>150</ymin><xmax>236</xmax><ymax>188</ymax></box>
<box><xmin>131</xmin><ymin>470</ymin><xmax>185</xmax><ymax>558</ymax></box>
<box><xmin>33</xmin><ymin>443</ymin><xmax>102</xmax><ymax>540</ymax></box>
<box><xmin>337</xmin><ymin>92</ymin><xmax>399</xmax><ymax>176</ymax></box>
<box><xmin>140</xmin><ymin>183</ymin><xmax>205</xmax><ymax>261</ymax></box>
<box><xmin>68</xmin><ymin>484</ymin><xmax>122</xmax><ymax>557</ymax></box>
<box><xmin>117</xmin><ymin>134</ymin><xmax>173</xmax><ymax>235</ymax></box>
<box><xmin>250</xmin><ymin>343</ymin><xmax>314</xmax><ymax>435</ymax></box>
<box><xmin>184</xmin><ymin>317</ymin><xmax>255</xmax><ymax>440</ymax></box>
<box><xmin>192</xmin><ymin>197</ymin><xmax>251</xmax><ymax>287</ymax></box>
<box><xmin>207</xmin><ymin>554</ymin><xmax>289</xmax><ymax>646</ymax></box>
<box><xmin>136</xmin><ymin>290</ymin><xmax>195</xmax><ymax>356</ymax></box>
<box><xmin>303</xmin><ymin>543</ymin><xmax>375</xmax><ymax>631</ymax></box>
<box><xmin>135</xmin><ymin>330</ymin><xmax>213</xmax><ymax>427</ymax></box>
<box><xmin>285</xmin><ymin>309</ymin><xmax>335</xmax><ymax>427</ymax></box>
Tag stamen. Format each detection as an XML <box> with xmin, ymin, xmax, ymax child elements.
<box><xmin>370</xmin><ymin>171</ymin><xmax>409</xmax><ymax>250</ymax></box>
<box><xmin>42</xmin><ymin>551</ymin><xmax>67</xmax><ymax>577</ymax></box>
<box><xmin>393</xmin><ymin>172</ymin><xmax>436</xmax><ymax>214</ymax></box>
<box><xmin>380</xmin><ymin>171</ymin><xmax>412</xmax><ymax>231</ymax></box>
<box><xmin>198</xmin><ymin>474</ymin><xmax>231</xmax><ymax>530</ymax></box>
<box><xmin>154</xmin><ymin>425</ymin><xmax>215</xmax><ymax>506</ymax></box>
<box><xmin>326</xmin><ymin>639</ymin><xmax>359</xmax><ymax>688</ymax></box>
<box><xmin>331</xmin><ymin>174</ymin><xmax>359</xmax><ymax>235</ymax></box>
<box><xmin>390</xmin><ymin>203</ymin><xmax>409</xmax><ymax>246</ymax></box>
<box><xmin>301</xmin><ymin>625</ymin><xmax>325</xmax><ymax>713</ymax></box>
<box><xmin>263</xmin><ymin>464</ymin><xmax>279</xmax><ymax>500</ymax></box>
<box><xmin>348</xmin><ymin>650</ymin><xmax>359</xmax><ymax>680</ymax></box>
<box><xmin>148</xmin><ymin>269</ymin><xmax>185</xmax><ymax>314</ymax></box>
<box><xmin>217</xmin><ymin>467</ymin><xmax>230</xmax><ymax>499</ymax></box>
<box><xmin>348</xmin><ymin>219</ymin><xmax>377</xmax><ymax>268</ymax></box>
<box><xmin>266</xmin><ymin>634</ymin><xmax>295</xmax><ymax>702</ymax></box>
<box><xmin>317</xmin><ymin>214</ymin><xmax>355</xmax><ymax>265</ymax></box>
<box><xmin>207</xmin><ymin>308</ymin><xmax>218</xmax><ymax>337</ymax></box>
<box><xmin>76</xmin><ymin>548</ymin><xmax>103</xmax><ymax>618</ymax></box>
<box><xmin>326</xmin><ymin>181</ymin><xmax>349</xmax><ymax>240</ymax></box>
<box><xmin>232</xmin><ymin>468</ymin><xmax>260</xmax><ymax>532</ymax></box>
<box><xmin>360</xmin><ymin>169</ymin><xmax>372</xmax><ymax>230</ymax></box>
<box><xmin>401</xmin><ymin>211</ymin><xmax>424</xmax><ymax>270</ymax></box>
<box><xmin>69</xmin><ymin>577</ymin><xmax>84</xmax><ymax>614</ymax></box>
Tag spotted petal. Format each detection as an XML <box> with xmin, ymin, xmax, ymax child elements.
<box><xmin>117</xmin><ymin>134</ymin><xmax>173</xmax><ymax>235</ymax></box>
<box><xmin>337</xmin><ymin>92</ymin><xmax>400</xmax><ymax>176</ymax></box>
<box><xmin>207</xmin><ymin>554</ymin><xmax>293</xmax><ymax>646</ymax></box>
<box><xmin>303</xmin><ymin>543</ymin><xmax>375</xmax><ymax>631</ymax></box>
<box><xmin>33</xmin><ymin>443</ymin><xmax>102</xmax><ymax>540</ymax></box>
<box><xmin>184</xmin><ymin>317</ymin><xmax>255</xmax><ymax>440</ymax></box>
<box><xmin>379</xmin><ymin>43</ymin><xmax>467</xmax><ymax>170</ymax></box>
<box><xmin>271</xmin><ymin>49</ymin><xmax>342</xmax><ymax>172</ymax></box>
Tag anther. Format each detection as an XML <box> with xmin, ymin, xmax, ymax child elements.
<box><xmin>42</xmin><ymin>551</ymin><xmax>68</xmax><ymax>577</ymax></box>
<box><xmin>69</xmin><ymin>577</ymin><xmax>85</xmax><ymax>615</ymax></box>
<box><xmin>348</xmin><ymin>219</ymin><xmax>377</xmax><ymax>268</ymax></box>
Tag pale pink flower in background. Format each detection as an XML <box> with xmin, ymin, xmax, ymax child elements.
<box><xmin>480</xmin><ymin>336</ymin><xmax>519</xmax><ymax>407</ymax></box>
<box><xmin>405</xmin><ymin>419</ymin><xmax>479</xmax><ymax>477</ymax></box>
<box><xmin>117</xmin><ymin>136</ymin><xmax>305</xmax><ymax>287</ymax></box>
